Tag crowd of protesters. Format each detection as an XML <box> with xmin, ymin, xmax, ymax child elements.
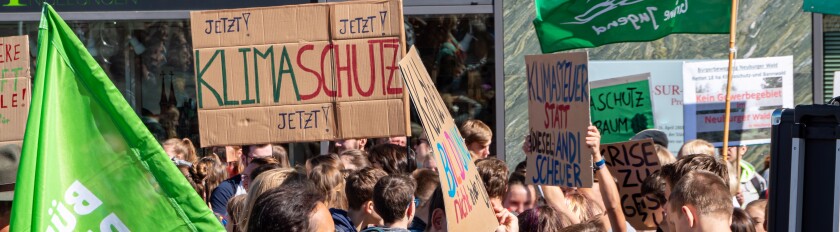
<box><xmin>0</xmin><ymin>118</ymin><xmax>772</xmax><ymax>232</ymax></box>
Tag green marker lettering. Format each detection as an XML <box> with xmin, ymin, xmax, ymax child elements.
<box><xmin>254</xmin><ymin>46</ymin><xmax>276</xmax><ymax>104</ymax></box>
<box><xmin>239</xmin><ymin>47</ymin><xmax>255</xmax><ymax>105</ymax></box>
<box><xmin>194</xmin><ymin>50</ymin><xmax>225</xmax><ymax>108</ymax></box>
<box><xmin>274</xmin><ymin>46</ymin><xmax>301</xmax><ymax>102</ymax></box>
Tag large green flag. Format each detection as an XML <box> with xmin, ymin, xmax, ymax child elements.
<box><xmin>533</xmin><ymin>0</ymin><xmax>731</xmax><ymax>53</ymax></box>
<box><xmin>11</xmin><ymin>4</ymin><xmax>224</xmax><ymax>231</ymax></box>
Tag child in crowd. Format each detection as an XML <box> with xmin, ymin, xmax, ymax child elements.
<box><xmin>668</xmin><ymin>170</ymin><xmax>734</xmax><ymax>232</ymax></box>
<box><xmin>460</xmin><ymin>119</ymin><xmax>493</xmax><ymax>159</ymax></box>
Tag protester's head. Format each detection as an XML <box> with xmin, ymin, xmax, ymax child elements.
<box><xmin>460</xmin><ymin>119</ymin><xmax>493</xmax><ymax>159</ymax></box>
<box><xmin>668</xmin><ymin>170</ymin><xmax>733</xmax><ymax>232</ymax></box>
<box><xmin>226</xmin><ymin>194</ymin><xmax>247</xmax><ymax>232</ymax></box>
<box><xmin>242</xmin><ymin>144</ymin><xmax>272</xmax><ymax>164</ymax></box>
<box><xmin>192</xmin><ymin>156</ymin><xmax>228</xmax><ymax>201</ymax></box>
<box><xmin>745</xmin><ymin>199</ymin><xmax>767</xmax><ymax>232</ymax></box>
<box><xmin>557</xmin><ymin>217</ymin><xmax>606</xmax><ymax>232</ymax></box>
<box><xmin>176</xmin><ymin>164</ymin><xmax>199</xmax><ymax>196</ymax></box>
<box><xmin>656</xmin><ymin>144</ymin><xmax>677</xmax><ymax>165</ymax></box>
<box><xmin>380</xmin><ymin>136</ymin><xmax>407</xmax><ymax>147</ymax></box>
<box><xmin>339</xmin><ymin>149</ymin><xmax>370</xmax><ymax>173</ymax></box>
<box><xmin>164</xmin><ymin>138</ymin><xmax>198</xmax><ymax>163</ymax></box>
<box><xmin>426</xmin><ymin>187</ymin><xmax>447</xmax><ymax>232</ymax></box>
<box><xmin>242</xmin><ymin>157</ymin><xmax>280</xmax><ymax>190</ymax></box>
<box><xmin>335</xmin><ymin>139</ymin><xmax>368</xmax><ymax>153</ymax></box>
<box><xmin>306</xmin><ymin>154</ymin><xmax>343</xmax><ymax>175</ymax></box>
<box><xmin>566</xmin><ymin>191</ymin><xmax>605</xmax><ymax>222</ymax></box>
<box><xmin>505</xmin><ymin>172</ymin><xmax>537</xmax><ymax>215</ymax></box>
<box><xmin>475</xmin><ymin>158</ymin><xmax>509</xmax><ymax>204</ymax></box>
<box><xmin>412</xmin><ymin>168</ymin><xmax>440</xmax><ymax>226</ymax></box>
<box><xmin>660</xmin><ymin>154</ymin><xmax>729</xmax><ymax>198</ymax></box>
<box><xmin>308</xmin><ymin>158</ymin><xmax>349</xmax><ymax>210</ymax></box>
<box><xmin>368</xmin><ymin>143</ymin><xmax>416</xmax><ymax>175</ymax></box>
<box><xmin>372</xmin><ymin>175</ymin><xmax>416</xmax><ymax>226</ymax></box>
<box><xmin>677</xmin><ymin>139</ymin><xmax>716</xmax><ymax>158</ymax></box>
<box><xmin>724</xmin><ymin>145</ymin><xmax>749</xmax><ymax>162</ymax></box>
<box><xmin>514</xmin><ymin>161</ymin><xmax>527</xmax><ymax>176</ymax></box>
<box><xmin>412</xmin><ymin>137</ymin><xmax>435</xmax><ymax>171</ymax></box>
<box><xmin>641</xmin><ymin>170</ymin><xmax>668</xmax><ymax>228</ymax></box>
<box><xmin>731</xmin><ymin>208</ymin><xmax>756</xmax><ymax>232</ymax></box>
<box><xmin>517</xmin><ymin>205</ymin><xmax>573</xmax><ymax>232</ymax></box>
<box><xmin>246</xmin><ymin>179</ymin><xmax>334</xmax><ymax>232</ymax></box>
<box><xmin>346</xmin><ymin>167</ymin><xmax>389</xmax><ymax>215</ymax></box>
<box><xmin>241</xmin><ymin>168</ymin><xmax>303</xmax><ymax>232</ymax></box>
<box><xmin>271</xmin><ymin>144</ymin><xmax>290</xmax><ymax>168</ymax></box>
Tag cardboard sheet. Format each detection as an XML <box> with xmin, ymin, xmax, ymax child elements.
<box><xmin>0</xmin><ymin>35</ymin><xmax>29</xmax><ymax>145</ymax></box>
<box><xmin>600</xmin><ymin>139</ymin><xmax>663</xmax><ymax>230</ymax></box>
<box><xmin>399</xmin><ymin>47</ymin><xmax>498</xmax><ymax>232</ymax></box>
<box><xmin>190</xmin><ymin>0</ymin><xmax>409</xmax><ymax>147</ymax></box>
<box><xmin>525</xmin><ymin>51</ymin><xmax>594</xmax><ymax>187</ymax></box>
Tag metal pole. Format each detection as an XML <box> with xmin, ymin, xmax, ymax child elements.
<box><xmin>722</xmin><ymin>0</ymin><xmax>739</xmax><ymax>162</ymax></box>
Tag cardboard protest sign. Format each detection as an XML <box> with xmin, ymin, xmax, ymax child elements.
<box><xmin>0</xmin><ymin>35</ymin><xmax>30</xmax><ymax>146</ymax></box>
<box><xmin>525</xmin><ymin>52</ymin><xmax>593</xmax><ymax>187</ymax></box>
<box><xmin>601</xmin><ymin>138</ymin><xmax>662</xmax><ymax>230</ymax></box>
<box><xmin>190</xmin><ymin>0</ymin><xmax>409</xmax><ymax>147</ymax></box>
<box><xmin>590</xmin><ymin>73</ymin><xmax>655</xmax><ymax>144</ymax></box>
<box><xmin>683</xmin><ymin>56</ymin><xmax>793</xmax><ymax>146</ymax></box>
<box><xmin>399</xmin><ymin>47</ymin><xmax>498</xmax><ymax>232</ymax></box>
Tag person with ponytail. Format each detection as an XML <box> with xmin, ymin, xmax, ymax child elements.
<box><xmin>163</xmin><ymin>138</ymin><xmax>198</xmax><ymax>165</ymax></box>
<box><xmin>192</xmin><ymin>155</ymin><xmax>228</xmax><ymax>206</ymax></box>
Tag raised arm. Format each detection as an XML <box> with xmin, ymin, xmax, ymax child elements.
<box><xmin>586</xmin><ymin>126</ymin><xmax>627</xmax><ymax>232</ymax></box>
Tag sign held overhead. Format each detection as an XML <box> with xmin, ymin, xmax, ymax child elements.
<box><xmin>525</xmin><ymin>51</ymin><xmax>593</xmax><ymax>187</ymax></box>
<box><xmin>189</xmin><ymin>0</ymin><xmax>410</xmax><ymax>147</ymax></box>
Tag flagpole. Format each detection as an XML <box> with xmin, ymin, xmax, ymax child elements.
<box><xmin>722</xmin><ymin>0</ymin><xmax>738</xmax><ymax>162</ymax></box>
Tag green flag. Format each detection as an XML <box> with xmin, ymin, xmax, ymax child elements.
<box><xmin>804</xmin><ymin>0</ymin><xmax>840</xmax><ymax>15</ymax></box>
<box><xmin>11</xmin><ymin>4</ymin><xmax>224</xmax><ymax>232</ymax></box>
<box><xmin>533</xmin><ymin>0</ymin><xmax>731</xmax><ymax>53</ymax></box>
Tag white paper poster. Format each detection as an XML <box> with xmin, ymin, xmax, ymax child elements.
<box><xmin>682</xmin><ymin>56</ymin><xmax>794</xmax><ymax>146</ymax></box>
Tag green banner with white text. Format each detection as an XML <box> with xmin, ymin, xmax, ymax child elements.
<box><xmin>533</xmin><ymin>0</ymin><xmax>731</xmax><ymax>53</ymax></box>
<box><xmin>11</xmin><ymin>4</ymin><xmax>223</xmax><ymax>232</ymax></box>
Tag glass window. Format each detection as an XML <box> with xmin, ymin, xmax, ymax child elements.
<box><xmin>406</xmin><ymin>14</ymin><xmax>497</xmax><ymax>154</ymax></box>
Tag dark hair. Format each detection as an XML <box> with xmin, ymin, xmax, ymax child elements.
<box><xmin>346</xmin><ymin>167</ymin><xmax>389</xmax><ymax>210</ymax></box>
<box><xmin>661</xmin><ymin>154</ymin><xmax>729</xmax><ymax>191</ymax></box>
<box><xmin>475</xmin><ymin>158</ymin><xmax>509</xmax><ymax>199</ymax></box>
<box><xmin>731</xmin><ymin>208</ymin><xmax>757</xmax><ymax>232</ymax></box>
<box><xmin>426</xmin><ymin>187</ymin><xmax>445</xmax><ymax>231</ymax></box>
<box><xmin>249</xmin><ymin>162</ymin><xmax>281</xmax><ymax>184</ymax></box>
<box><xmin>515</xmin><ymin>160</ymin><xmax>527</xmax><ymax>175</ymax></box>
<box><xmin>517</xmin><ymin>205</ymin><xmax>572</xmax><ymax>232</ymax></box>
<box><xmin>242</xmin><ymin>144</ymin><xmax>271</xmax><ymax>159</ymax></box>
<box><xmin>668</xmin><ymin>170</ymin><xmax>733</xmax><ymax>219</ymax></box>
<box><xmin>368</xmin><ymin>143</ymin><xmax>416</xmax><ymax>175</ymax></box>
<box><xmin>339</xmin><ymin>149</ymin><xmax>370</xmax><ymax>171</ymax></box>
<box><xmin>373</xmin><ymin>175</ymin><xmax>416</xmax><ymax>224</ymax></box>
<box><xmin>641</xmin><ymin>170</ymin><xmax>667</xmax><ymax>206</ymax></box>
<box><xmin>247</xmin><ymin>180</ymin><xmax>324</xmax><ymax>232</ymax></box>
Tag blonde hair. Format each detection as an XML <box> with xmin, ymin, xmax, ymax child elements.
<box><xmin>240</xmin><ymin>168</ymin><xmax>300</xmax><ymax>232</ymax></box>
<box><xmin>164</xmin><ymin>138</ymin><xmax>198</xmax><ymax>164</ymax></box>
<box><xmin>566</xmin><ymin>191</ymin><xmax>605</xmax><ymax>222</ymax></box>
<box><xmin>655</xmin><ymin>144</ymin><xmax>677</xmax><ymax>165</ymax></box>
<box><xmin>460</xmin><ymin>119</ymin><xmax>493</xmax><ymax>145</ymax></box>
<box><xmin>678</xmin><ymin>139</ymin><xmax>716</xmax><ymax>158</ymax></box>
<box><xmin>309</xmin><ymin>159</ymin><xmax>349</xmax><ymax>210</ymax></box>
<box><xmin>226</xmin><ymin>194</ymin><xmax>247</xmax><ymax>232</ymax></box>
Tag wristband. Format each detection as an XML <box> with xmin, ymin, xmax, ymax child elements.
<box><xmin>594</xmin><ymin>159</ymin><xmax>606</xmax><ymax>171</ymax></box>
